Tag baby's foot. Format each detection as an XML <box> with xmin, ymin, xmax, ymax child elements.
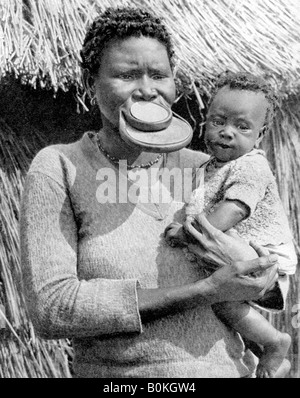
<box><xmin>273</xmin><ymin>358</ymin><xmax>291</xmax><ymax>378</ymax></box>
<box><xmin>256</xmin><ymin>332</ymin><xmax>291</xmax><ymax>378</ymax></box>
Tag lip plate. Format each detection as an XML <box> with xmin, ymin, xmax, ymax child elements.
<box><xmin>123</xmin><ymin>101</ymin><xmax>173</xmax><ymax>132</ymax></box>
<box><xmin>119</xmin><ymin>112</ymin><xmax>193</xmax><ymax>153</ymax></box>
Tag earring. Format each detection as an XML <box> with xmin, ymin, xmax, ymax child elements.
<box><xmin>90</xmin><ymin>96</ymin><xmax>97</xmax><ymax>106</ymax></box>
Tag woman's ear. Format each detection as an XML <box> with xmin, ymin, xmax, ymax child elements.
<box><xmin>82</xmin><ymin>68</ymin><xmax>95</xmax><ymax>99</ymax></box>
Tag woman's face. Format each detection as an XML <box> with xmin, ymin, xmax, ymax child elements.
<box><xmin>91</xmin><ymin>36</ymin><xmax>176</xmax><ymax>129</ymax></box>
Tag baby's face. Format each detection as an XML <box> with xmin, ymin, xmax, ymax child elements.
<box><xmin>205</xmin><ymin>86</ymin><xmax>269</xmax><ymax>163</ymax></box>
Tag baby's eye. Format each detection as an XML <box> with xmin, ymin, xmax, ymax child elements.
<box><xmin>210</xmin><ymin>118</ymin><xmax>224</xmax><ymax>126</ymax></box>
<box><xmin>238</xmin><ymin>124</ymin><xmax>250</xmax><ymax>131</ymax></box>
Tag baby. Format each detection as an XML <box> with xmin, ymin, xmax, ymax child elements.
<box><xmin>165</xmin><ymin>71</ymin><xmax>297</xmax><ymax>378</ymax></box>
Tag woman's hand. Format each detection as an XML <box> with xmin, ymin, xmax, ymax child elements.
<box><xmin>184</xmin><ymin>213</ymin><xmax>278</xmax><ymax>303</ymax></box>
<box><xmin>184</xmin><ymin>213</ymin><xmax>259</xmax><ymax>266</ymax></box>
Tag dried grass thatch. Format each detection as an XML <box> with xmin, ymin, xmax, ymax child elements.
<box><xmin>1</xmin><ymin>0</ymin><xmax>300</xmax><ymax>97</ymax></box>
<box><xmin>0</xmin><ymin>0</ymin><xmax>299</xmax><ymax>378</ymax></box>
<box><xmin>0</xmin><ymin>117</ymin><xmax>73</xmax><ymax>377</ymax></box>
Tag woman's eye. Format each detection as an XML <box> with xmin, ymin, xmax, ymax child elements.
<box><xmin>151</xmin><ymin>74</ymin><xmax>165</xmax><ymax>80</ymax></box>
<box><xmin>119</xmin><ymin>73</ymin><xmax>135</xmax><ymax>80</ymax></box>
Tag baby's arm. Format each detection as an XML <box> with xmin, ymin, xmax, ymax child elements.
<box><xmin>164</xmin><ymin>199</ymin><xmax>248</xmax><ymax>247</ymax></box>
<box><xmin>206</xmin><ymin>199</ymin><xmax>248</xmax><ymax>232</ymax></box>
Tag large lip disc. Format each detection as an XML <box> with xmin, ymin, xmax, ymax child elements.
<box><xmin>119</xmin><ymin>112</ymin><xmax>193</xmax><ymax>153</ymax></box>
<box><xmin>123</xmin><ymin>101</ymin><xmax>172</xmax><ymax>132</ymax></box>
<box><xmin>130</xmin><ymin>101</ymin><xmax>170</xmax><ymax>123</ymax></box>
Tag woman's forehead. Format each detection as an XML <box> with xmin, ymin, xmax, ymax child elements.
<box><xmin>105</xmin><ymin>36</ymin><xmax>168</xmax><ymax>56</ymax></box>
<box><xmin>100</xmin><ymin>36</ymin><xmax>171</xmax><ymax>68</ymax></box>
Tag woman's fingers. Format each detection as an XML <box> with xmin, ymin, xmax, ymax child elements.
<box><xmin>184</xmin><ymin>213</ymin><xmax>222</xmax><ymax>244</ymax></box>
<box><xmin>164</xmin><ymin>222</ymin><xmax>181</xmax><ymax>237</ymax></box>
<box><xmin>238</xmin><ymin>254</ymin><xmax>278</xmax><ymax>275</ymax></box>
<box><xmin>193</xmin><ymin>213</ymin><xmax>222</xmax><ymax>239</ymax></box>
<box><xmin>237</xmin><ymin>238</ymin><xmax>278</xmax><ymax>276</ymax></box>
<box><xmin>244</xmin><ymin>267</ymin><xmax>278</xmax><ymax>299</ymax></box>
<box><xmin>249</xmin><ymin>240</ymin><xmax>272</xmax><ymax>257</ymax></box>
<box><xmin>187</xmin><ymin>243</ymin><xmax>205</xmax><ymax>256</ymax></box>
<box><xmin>238</xmin><ymin>258</ymin><xmax>279</xmax><ymax>296</ymax></box>
<box><xmin>225</xmin><ymin>229</ymin><xmax>240</xmax><ymax>238</ymax></box>
<box><xmin>185</xmin><ymin>215</ymin><xmax>279</xmax><ymax>298</ymax></box>
<box><xmin>184</xmin><ymin>218</ymin><xmax>203</xmax><ymax>241</ymax></box>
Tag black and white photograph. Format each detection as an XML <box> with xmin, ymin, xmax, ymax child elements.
<box><xmin>0</xmin><ymin>0</ymin><xmax>299</xmax><ymax>382</ymax></box>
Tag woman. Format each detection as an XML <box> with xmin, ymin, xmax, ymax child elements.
<box><xmin>20</xmin><ymin>7</ymin><xmax>281</xmax><ymax>378</ymax></box>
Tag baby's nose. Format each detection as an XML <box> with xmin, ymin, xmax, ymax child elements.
<box><xmin>220</xmin><ymin>125</ymin><xmax>235</xmax><ymax>138</ymax></box>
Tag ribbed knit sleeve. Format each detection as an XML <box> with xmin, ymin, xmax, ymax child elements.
<box><xmin>20</xmin><ymin>170</ymin><xmax>142</xmax><ymax>340</ymax></box>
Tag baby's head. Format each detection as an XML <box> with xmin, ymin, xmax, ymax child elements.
<box><xmin>205</xmin><ymin>71</ymin><xmax>277</xmax><ymax>163</ymax></box>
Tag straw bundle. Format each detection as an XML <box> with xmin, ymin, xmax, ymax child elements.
<box><xmin>0</xmin><ymin>0</ymin><xmax>299</xmax><ymax>378</ymax></box>
<box><xmin>1</xmin><ymin>0</ymin><xmax>300</xmax><ymax>96</ymax></box>
<box><xmin>260</xmin><ymin>98</ymin><xmax>300</xmax><ymax>377</ymax></box>
<box><xmin>0</xmin><ymin>117</ymin><xmax>73</xmax><ymax>377</ymax></box>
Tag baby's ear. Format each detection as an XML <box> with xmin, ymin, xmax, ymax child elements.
<box><xmin>255</xmin><ymin>126</ymin><xmax>267</xmax><ymax>148</ymax></box>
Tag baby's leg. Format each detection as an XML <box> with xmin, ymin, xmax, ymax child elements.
<box><xmin>212</xmin><ymin>302</ymin><xmax>291</xmax><ymax>378</ymax></box>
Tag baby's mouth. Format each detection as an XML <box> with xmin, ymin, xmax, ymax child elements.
<box><xmin>215</xmin><ymin>142</ymin><xmax>232</xmax><ymax>149</ymax></box>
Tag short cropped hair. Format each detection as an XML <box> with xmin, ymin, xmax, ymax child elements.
<box><xmin>210</xmin><ymin>71</ymin><xmax>278</xmax><ymax>130</ymax></box>
<box><xmin>80</xmin><ymin>7</ymin><xmax>175</xmax><ymax>76</ymax></box>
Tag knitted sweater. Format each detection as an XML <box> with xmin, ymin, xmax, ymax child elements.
<box><xmin>20</xmin><ymin>132</ymin><xmax>258</xmax><ymax>378</ymax></box>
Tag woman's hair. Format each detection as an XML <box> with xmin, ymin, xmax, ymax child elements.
<box><xmin>210</xmin><ymin>71</ymin><xmax>278</xmax><ymax>130</ymax></box>
<box><xmin>80</xmin><ymin>7</ymin><xmax>175</xmax><ymax>76</ymax></box>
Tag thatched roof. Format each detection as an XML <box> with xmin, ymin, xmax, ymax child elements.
<box><xmin>1</xmin><ymin>0</ymin><xmax>300</xmax><ymax>98</ymax></box>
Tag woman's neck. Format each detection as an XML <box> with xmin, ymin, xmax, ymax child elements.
<box><xmin>98</xmin><ymin>119</ymin><xmax>163</xmax><ymax>167</ymax></box>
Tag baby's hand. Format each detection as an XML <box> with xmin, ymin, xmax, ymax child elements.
<box><xmin>164</xmin><ymin>222</ymin><xmax>188</xmax><ymax>247</ymax></box>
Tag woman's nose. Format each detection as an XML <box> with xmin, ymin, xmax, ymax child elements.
<box><xmin>132</xmin><ymin>77</ymin><xmax>158</xmax><ymax>101</ymax></box>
